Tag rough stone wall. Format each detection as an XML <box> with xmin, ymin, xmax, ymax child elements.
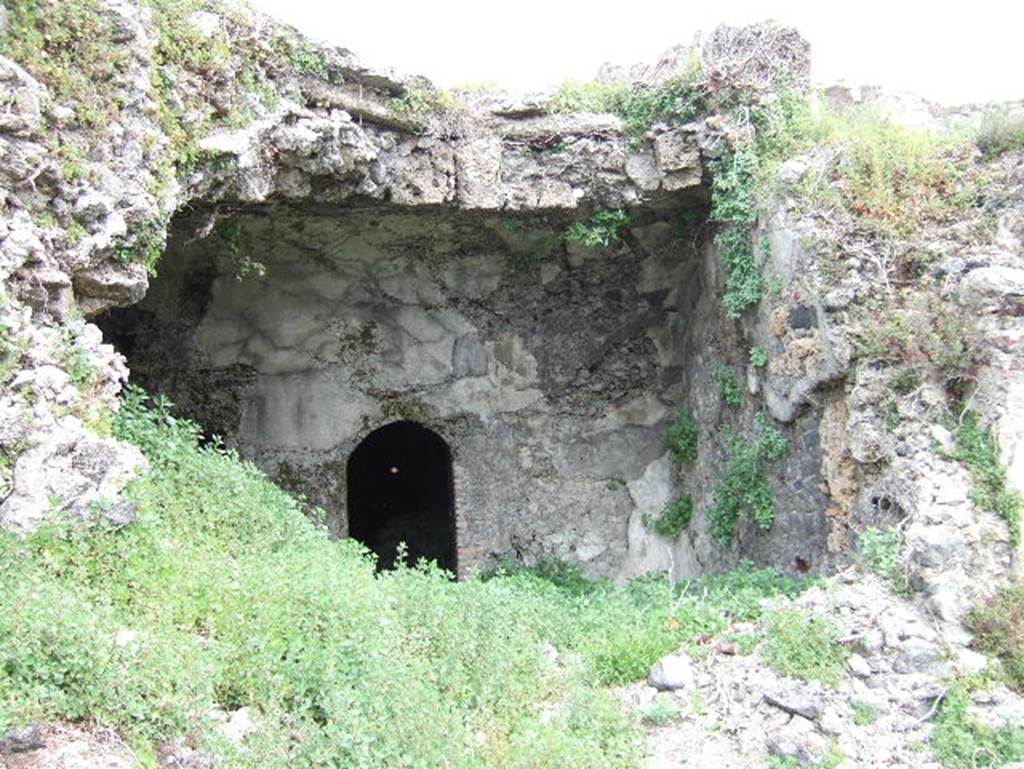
<box><xmin>101</xmin><ymin>206</ymin><xmax>704</xmax><ymax>576</ymax></box>
<box><xmin>0</xmin><ymin>0</ymin><xmax>708</xmax><ymax>536</ymax></box>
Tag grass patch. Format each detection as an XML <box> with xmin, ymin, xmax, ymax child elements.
<box><xmin>970</xmin><ymin>583</ymin><xmax>1024</xmax><ymax>693</ymax></box>
<box><xmin>0</xmin><ymin>388</ymin><xmax>812</xmax><ymax>767</ymax></box>
<box><xmin>761</xmin><ymin>608</ymin><xmax>848</xmax><ymax>686</ymax></box>
<box><xmin>932</xmin><ymin>681</ymin><xmax>1024</xmax><ymax>769</ymax></box>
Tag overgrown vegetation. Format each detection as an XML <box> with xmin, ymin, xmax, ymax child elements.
<box><xmin>855</xmin><ymin>291</ymin><xmax>977</xmax><ymax>388</ymax></box>
<box><xmin>564</xmin><ymin>210</ymin><xmax>632</xmax><ymax>248</ymax></box>
<box><xmin>707</xmin><ymin>415</ymin><xmax>788</xmax><ymax>546</ymax></box>
<box><xmin>713</xmin><ymin>364</ymin><xmax>743</xmax><ymax>407</ymax></box>
<box><xmin>644</xmin><ymin>495</ymin><xmax>693</xmax><ymax>539</ymax></box>
<box><xmin>765</xmin><ymin>742</ymin><xmax>844</xmax><ymax>769</ymax></box>
<box><xmin>932</xmin><ymin>680</ymin><xmax>1024</xmax><ymax>769</ymax></box>
<box><xmin>970</xmin><ymin>584</ymin><xmax>1024</xmax><ymax>694</ymax></box>
<box><xmin>949</xmin><ymin>409</ymin><xmax>1022</xmax><ymax>547</ymax></box>
<box><xmin>0</xmin><ymin>0</ymin><xmax>133</xmax><ymax>129</ymax></box>
<box><xmin>851</xmin><ymin>701</ymin><xmax>877</xmax><ymax>726</ymax></box>
<box><xmin>548</xmin><ymin>54</ymin><xmax>704</xmax><ymax>145</ymax></box>
<box><xmin>761</xmin><ymin>608</ymin><xmax>848</xmax><ymax>686</ymax></box>
<box><xmin>664</xmin><ymin>409</ymin><xmax>698</xmax><ymax>464</ymax></box>
<box><xmin>976</xmin><ymin>107</ymin><xmax>1024</xmax><ymax>158</ymax></box>
<box><xmin>387</xmin><ymin>78</ymin><xmax>458</xmax><ymax>122</ymax></box>
<box><xmin>859</xmin><ymin>526</ymin><xmax>910</xmax><ymax>595</ymax></box>
<box><xmin>0</xmin><ymin>388</ymin><xmax>811</xmax><ymax>767</ymax></box>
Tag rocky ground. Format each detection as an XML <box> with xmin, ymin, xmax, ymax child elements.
<box><xmin>618</xmin><ymin>575</ymin><xmax>1024</xmax><ymax>768</ymax></box>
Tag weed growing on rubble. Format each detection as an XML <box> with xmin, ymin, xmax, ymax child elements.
<box><xmin>859</xmin><ymin>526</ymin><xmax>910</xmax><ymax>595</ymax></box>
<box><xmin>970</xmin><ymin>583</ymin><xmax>1024</xmax><ymax>694</ymax></box>
<box><xmin>761</xmin><ymin>608</ymin><xmax>848</xmax><ymax>685</ymax></box>
<box><xmin>932</xmin><ymin>680</ymin><xmax>1024</xmax><ymax>768</ymax></box>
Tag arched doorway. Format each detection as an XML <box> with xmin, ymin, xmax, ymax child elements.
<box><xmin>346</xmin><ymin>421</ymin><xmax>457</xmax><ymax>572</ymax></box>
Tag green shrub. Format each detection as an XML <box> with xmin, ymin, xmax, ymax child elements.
<box><xmin>749</xmin><ymin>346</ymin><xmax>769</xmax><ymax>368</ymax></box>
<box><xmin>761</xmin><ymin>608</ymin><xmax>848</xmax><ymax>686</ymax></box>
<box><xmin>664</xmin><ymin>410</ymin><xmax>699</xmax><ymax>464</ymax></box>
<box><xmin>951</xmin><ymin>410</ymin><xmax>1022</xmax><ymax>547</ymax></box>
<box><xmin>714</xmin><ymin>365</ymin><xmax>743</xmax><ymax>407</ymax></box>
<box><xmin>707</xmin><ymin>415</ymin><xmax>788</xmax><ymax>545</ymax></box>
<box><xmin>766</xmin><ymin>741</ymin><xmax>844</xmax><ymax>769</ymax></box>
<box><xmin>564</xmin><ymin>210</ymin><xmax>631</xmax><ymax>248</ymax></box>
<box><xmin>932</xmin><ymin>681</ymin><xmax>1024</xmax><ymax>769</ymax></box>
<box><xmin>646</xmin><ymin>496</ymin><xmax>693</xmax><ymax>539</ymax></box>
<box><xmin>976</xmin><ymin>108</ymin><xmax>1024</xmax><ymax>158</ymax></box>
<box><xmin>855</xmin><ymin>292</ymin><xmax>976</xmax><ymax>385</ymax></box>
<box><xmin>0</xmin><ymin>0</ymin><xmax>133</xmax><ymax>129</ymax></box>
<box><xmin>969</xmin><ymin>583</ymin><xmax>1024</xmax><ymax>693</ymax></box>
<box><xmin>859</xmin><ymin>526</ymin><xmax>910</xmax><ymax>594</ymax></box>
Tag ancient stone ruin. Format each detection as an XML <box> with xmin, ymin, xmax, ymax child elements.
<box><xmin>1</xmin><ymin>5</ymin><xmax>1022</xmax><ymax>615</ymax></box>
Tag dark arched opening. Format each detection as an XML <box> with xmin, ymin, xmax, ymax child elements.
<box><xmin>346</xmin><ymin>421</ymin><xmax>457</xmax><ymax>573</ymax></box>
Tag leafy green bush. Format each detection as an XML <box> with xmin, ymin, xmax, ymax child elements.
<box><xmin>664</xmin><ymin>410</ymin><xmax>699</xmax><ymax>464</ymax></box>
<box><xmin>859</xmin><ymin>526</ymin><xmax>910</xmax><ymax>594</ymax></box>
<box><xmin>932</xmin><ymin>681</ymin><xmax>1024</xmax><ymax>769</ymax></box>
<box><xmin>713</xmin><ymin>365</ymin><xmax>743</xmax><ymax>407</ymax></box>
<box><xmin>707</xmin><ymin>415</ymin><xmax>788</xmax><ymax>545</ymax></box>
<box><xmin>564</xmin><ymin>210</ymin><xmax>632</xmax><ymax>248</ymax></box>
<box><xmin>645</xmin><ymin>496</ymin><xmax>693</xmax><ymax>539</ymax></box>
<box><xmin>749</xmin><ymin>346</ymin><xmax>769</xmax><ymax>368</ymax></box>
<box><xmin>969</xmin><ymin>583</ymin><xmax>1024</xmax><ymax>693</ymax></box>
<box><xmin>951</xmin><ymin>409</ymin><xmax>1022</xmax><ymax>547</ymax></box>
<box><xmin>761</xmin><ymin>609</ymin><xmax>848</xmax><ymax>686</ymax></box>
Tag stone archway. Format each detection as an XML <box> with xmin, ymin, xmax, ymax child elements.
<box><xmin>346</xmin><ymin>421</ymin><xmax>457</xmax><ymax>572</ymax></box>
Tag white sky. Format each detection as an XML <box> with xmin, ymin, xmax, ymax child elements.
<box><xmin>248</xmin><ymin>0</ymin><xmax>1022</xmax><ymax>106</ymax></box>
